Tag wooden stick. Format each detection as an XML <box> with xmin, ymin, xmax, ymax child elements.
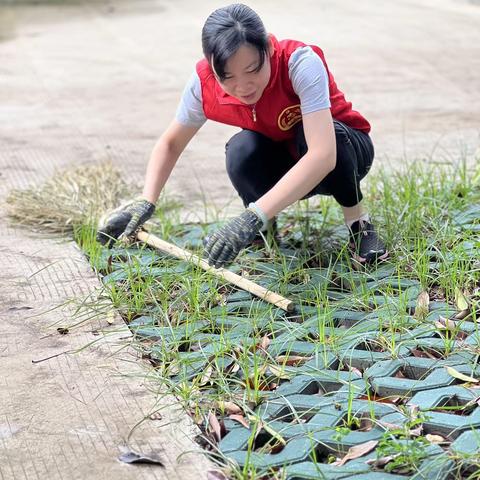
<box><xmin>136</xmin><ymin>230</ymin><xmax>295</xmax><ymax>312</ymax></box>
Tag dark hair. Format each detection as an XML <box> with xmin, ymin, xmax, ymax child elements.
<box><xmin>202</xmin><ymin>4</ymin><xmax>269</xmax><ymax>81</ymax></box>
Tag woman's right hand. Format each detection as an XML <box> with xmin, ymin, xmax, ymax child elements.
<box><xmin>96</xmin><ymin>198</ymin><xmax>155</xmax><ymax>246</ymax></box>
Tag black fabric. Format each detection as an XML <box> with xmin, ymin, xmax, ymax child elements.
<box><xmin>225</xmin><ymin>120</ymin><xmax>374</xmax><ymax>208</ymax></box>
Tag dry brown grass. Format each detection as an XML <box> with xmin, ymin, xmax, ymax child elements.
<box><xmin>6</xmin><ymin>162</ymin><xmax>130</xmax><ymax>234</ymax></box>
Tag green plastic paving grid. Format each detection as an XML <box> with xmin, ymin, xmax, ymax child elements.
<box><xmin>96</xmin><ymin>204</ymin><xmax>480</xmax><ymax>478</ymax></box>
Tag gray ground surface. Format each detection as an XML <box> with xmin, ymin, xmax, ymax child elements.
<box><xmin>0</xmin><ymin>0</ymin><xmax>479</xmax><ymax>478</ymax></box>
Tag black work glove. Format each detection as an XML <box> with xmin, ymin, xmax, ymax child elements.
<box><xmin>96</xmin><ymin>198</ymin><xmax>155</xmax><ymax>246</ymax></box>
<box><xmin>204</xmin><ymin>208</ymin><xmax>264</xmax><ymax>268</ymax></box>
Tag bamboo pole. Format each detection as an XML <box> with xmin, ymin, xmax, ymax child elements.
<box><xmin>136</xmin><ymin>230</ymin><xmax>295</xmax><ymax>313</ymax></box>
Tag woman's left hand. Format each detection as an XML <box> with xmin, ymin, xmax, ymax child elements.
<box><xmin>204</xmin><ymin>209</ymin><xmax>263</xmax><ymax>268</ymax></box>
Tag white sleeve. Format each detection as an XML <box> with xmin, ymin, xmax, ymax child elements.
<box><xmin>175</xmin><ymin>71</ymin><xmax>207</xmax><ymax>127</ymax></box>
<box><xmin>288</xmin><ymin>46</ymin><xmax>331</xmax><ymax>115</ymax></box>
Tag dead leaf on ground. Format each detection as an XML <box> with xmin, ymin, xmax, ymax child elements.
<box><xmin>408</xmin><ymin>404</ymin><xmax>419</xmax><ymax>419</ymax></box>
<box><xmin>118</xmin><ymin>450</ymin><xmax>164</xmax><ymax>466</ymax></box>
<box><xmin>275</xmin><ymin>355</ymin><xmax>312</xmax><ymax>366</ymax></box>
<box><xmin>269</xmin><ymin>364</ymin><xmax>291</xmax><ymax>379</ymax></box>
<box><xmin>258</xmin><ymin>335</ymin><xmax>271</xmax><ymax>353</ymax></box>
<box><xmin>377</xmin><ymin>420</ymin><xmax>403</xmax><ymax>431</ymax></box>
<box><xmin>455</xmin><ymin>309</ymin><xmax>470</xmax><ymax>320</ymax></box>
<box><xmin>445</xmin><ymin>366</ymin><xmax>479</xmax><ymax>383</ymax></box>
<box><xmin>199</xmin><ymin>365</ymin><xmax>214</xmax><ymax>386</ymax></box>
<box><xmin>216</xmin><ymin>400</ymin><xmax>242</xmax><ymax>415</ymax></box>
<box><xmin>425</xmin><ymin>434</ymin><xmax>446</xmax><ymax>444</ymax></box>
<box><xmin>208</xmin><ymin>411</ymin><xmax>223</xmax><ymax>442</ymax></box>
<box><xmin>366</xmin><ymin>453</ymin><xmax>400</xmax><ymax>467</ymax></box>
<box><xmin>149</xmin><ymin>412</ymin><xmax>163</xmax><ymax>421</ymax></box>
<box><xmin>436</xmin><ymin>316</ymin><xmax>458</xmax><ymax>330</ymax></box>
<box><xmin>409</xmin><ymin>425</ymin><xmax>423</xmax><ymax>437</ymax></box>
<box><xmin>455</xmin><ymin>288</ymin><xmax>469</xmax><ymax>312</ymax></box>
<box><xmin>415</xmin><ymin>291</ymin><xmax>430</xmax><ymax>319</ymax></box>
<box><xmin>229</xmin><ymin>414</ymin><xmax>250</xmax><ymax>428</ymax></box>
<box><xmin>410</xmin><ymin>348</ymin><xmax>438</xmax><ymax>360</ymax></box>
<box><xmin>106</xmin><ymin>309</ymin><xmax>115</xmax><ymax>325</ymax></box>
<box><xmin>334</xmin><ymin>440</ymin><xmax>378</xmax><ymax>466</ymax></box>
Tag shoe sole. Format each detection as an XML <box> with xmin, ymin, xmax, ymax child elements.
<box><xmin>351</xmin><ymin>249</ymin><xmax>389</xmax><ymax>264</ymax></box>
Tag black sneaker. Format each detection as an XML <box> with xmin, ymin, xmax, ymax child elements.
<box><xmin>348</xmin><ymin>219</ymin><xmax>388</xmax><ymax>264</ymax></box>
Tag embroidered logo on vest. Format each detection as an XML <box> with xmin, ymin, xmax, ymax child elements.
<box><xmin>277</xmin><ymin>104</ymin><xmax>302</xmax><ymax>131</ymax></box>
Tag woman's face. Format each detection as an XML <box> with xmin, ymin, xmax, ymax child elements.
<box><xmin>214</xmin><ymin>42</ymin><xmax>272</xmax><ymax>105</ymax></box>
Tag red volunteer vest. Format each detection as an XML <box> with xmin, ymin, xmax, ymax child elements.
<box><xmin>196</xmin><ymin>35</ymin><xmax>370</xmax><ymax>146</ymax></box>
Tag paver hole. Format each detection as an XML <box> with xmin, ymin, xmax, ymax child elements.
<box><xmin>200</xmin><ymin>325</ymin><xmax>227</xmax><ymax>335</ymax></box>
<box><xmin>336</xmin><ymin>412</ymin><xmax>376</xmax><ymax>431</ymax></box>
<box><xmin>309</xmin><ymin>445</ymin><xmax>333</xmax><ymax>463</ymax></box>
<box><xmin>394</xmin><ymin>366</ymin><xmax>429</xmax><ymax>380</ymax></box>
<box><xmin>272</xmin><ymin>406</ymin><xmax>315</xmax><ymax>424</ymax></box>
<box><xmin>433</xmin><ymin>395</ymin><xmax>477</xmax><ymax>415</ymax></box>
<box><xmin>253</xmin><ymin>431</ymin><xmax>286</xmax><ymax>454</ymax></box>
<box><xmin>294</xmin><ymin>379</ymin><xmax>345</xmax><ymax>395</ymax></box>
<box><xmin>299</xmin><ymin>332</ymin><xmax>328</xmax><ymax>342</ymax></box>
<box><xmin>177</xmin><ymin>340</ymin><xmax>192</xmax><ymax>352</ymax></box>
<box><xmin>411</xmin><ymin>346</ymin><xmax>446</xmax><ymax>359</ymax></box>
<box><xmin>355</xmin><ymin>340</ymin><xmax>385</xmax><ymax>353</ymax></box>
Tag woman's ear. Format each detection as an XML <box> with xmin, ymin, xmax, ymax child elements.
<box><xmin>268</xmin><ymin>36</ymin><xmax>274</xmax><ymax>57</ymax></box>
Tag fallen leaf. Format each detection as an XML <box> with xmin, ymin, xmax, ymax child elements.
<box><xmin>410</xmin><ymin>348</ymin><xmax>427</xmax><ymax>358</ymax></box>
<box><xmin>455</xmin><ymin>288</ymin><xmax>469</xmax><ymax>311</ymax></box>
<box><xmin>208</xmin><ymin>411</ymin><xmax>222</xmax><ymax>442</ymax></box>
<box><xmin>411</xmin><ymin>348</ymin><xmax>437</xmax><ymax>360</ymax></box>
<box><xmin>436</xmin><ymin>316</ymin><xmax>458</xmax><ymax>330</ymax></box>
<box><xmin>445</xmin><ymin>366</ymin><xmax>479</xmax><ymax>383</ymax></box>
<box><xmin>334</xmin><ymin>440</ymin><xmax>378</xmax><ymax>466</ymax></box>
<box><xmin>275</xmin><ymin>355</ymin><xmax>311</xmax><ymax>366</ymax></box>
<box><xmin>199</xmin><ymin>365</ymin><xmax>214</xmax><ymax>386</ymax></box>
<box><xmin>106</xmin><ymin>309</ymin><xmax>115</xmax><ymax>325</ymax></box>
<box><xmin>229</xmin><ymin>414</ymin><xmax>250</xmax><ymax>428</ymax></box>
<box><xmin>415</xmin><ymin>291</ymin><xmax>430</xmax><ymax>319</ymax></box>
<box><xmin>366</xmin><ymin>454</ymin><xmax>400</xmax><ymax>467</ymax></box>
<box><xmin>118</xmin><ymin>450</ymin><xmax>164</xmax><ymax>466</ymax></box>
<box><xmin>377</xmin><ymin>421</ymin><xmax>403</xmax><ymax>431</ymax></box>
<box><xmin>207</xmin><ymin>471</ymin><xmax>228</xmax><ymax>480</ymax></box>
<box><xmin>455</xmin><ymin>309</ymin><xmax>470</xmax><ymax>320</ymax></box>
<box><xmin>216</xmin><ymin>401</ymin><xmax>242</xmax><ymax>415</ymax></box>
<box><xmin>409</xmin><ymin>425</ymin><xmax>423</xmax><ymax>437</ymax></box>
<box><xmin>408</xmin><ymin>404</ymin><xmax>419</xmax><ymax>419</ymax></box>
<box><xmin>269</xmin><ymin>364</ymin><xmax>291</xmax><ymax>379</ymax></box>
<box><xmin>425</xmin><ymin>434</ymin><xmax>446</xmax><ymax>444</ymax></box>
<box><xmin>258</xmin><ymin>335</ymin><xmax>271</xmax><ymax>353</ymax></box>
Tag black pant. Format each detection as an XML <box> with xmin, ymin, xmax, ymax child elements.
<box><xmin>225</xmin><ymin>120</ymin><xmax>374</xmax><ymax>208</ymax></box>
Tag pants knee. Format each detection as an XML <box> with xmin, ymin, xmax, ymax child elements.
<box><xmin>225</xmin><ymin>130</ymin><xmax>266</xmax><ymax>179</ymax></box>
